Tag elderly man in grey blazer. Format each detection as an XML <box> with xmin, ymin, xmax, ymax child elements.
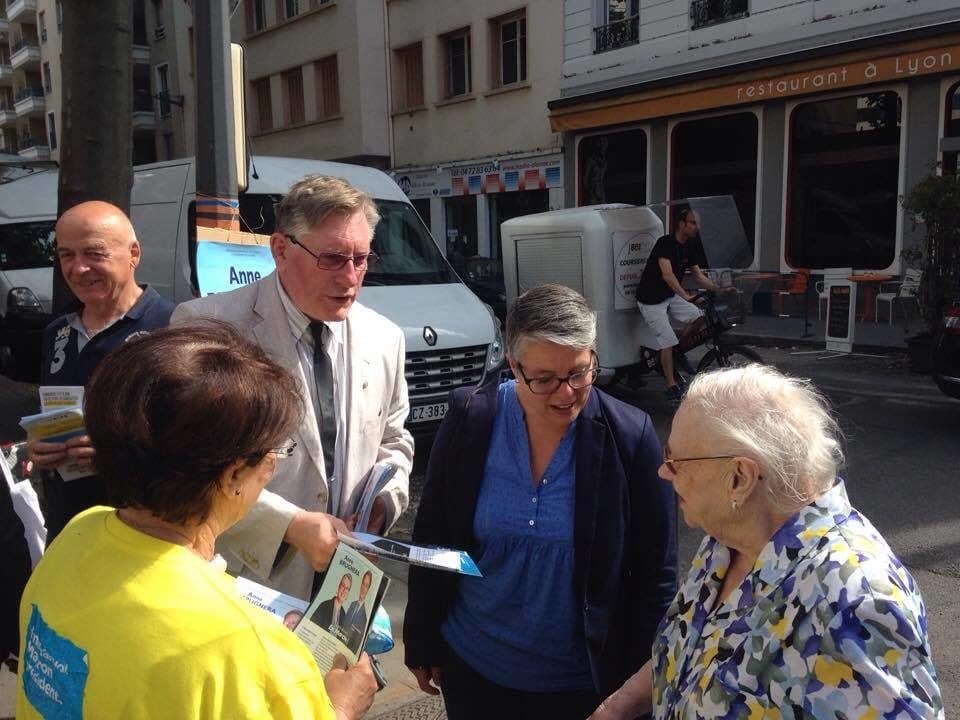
<box><xmin>172</xmin><ymin>175</ymin><xmax>413</xmax><ymax>599</ymax></box>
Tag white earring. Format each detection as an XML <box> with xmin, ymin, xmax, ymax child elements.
<box><xmin>731</xmin><ymin>499</ymin><xmax>738</xmax><ymax>510</ymax></box>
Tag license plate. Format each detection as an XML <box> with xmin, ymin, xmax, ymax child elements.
<box><xmin>407</xmin><ymin>402</ymin><xmax>448</xmax><ymax>424</ymax></box>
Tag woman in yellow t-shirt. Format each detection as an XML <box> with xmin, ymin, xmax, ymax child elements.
<box><xmin>18</xmin><ymin>322</ymin><xmax>377</xmax><ymax>720</ymax></box>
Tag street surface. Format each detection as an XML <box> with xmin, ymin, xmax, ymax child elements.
<box><xmin>1</xmin><ymin>345</ymin><xmax>957</xmax><ymax>718</ymax></box>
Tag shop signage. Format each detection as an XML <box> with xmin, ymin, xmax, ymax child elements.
<box><xmin>395</xmin><ymin>153</ymin><xmax>563</xmax><ymax>200</ymax></box>
<box><xmin>551</xmin><ymin>40</ymin><xmax>960</xmax><ymax>132</ymax></box>
<box><xmin>612</xmin><ymin>229</ymin><xmax>658</xmax><ymax>310</ymax></box>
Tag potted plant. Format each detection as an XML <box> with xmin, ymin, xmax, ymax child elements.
<box><xmin>901</xmin><ymin>171</ymin><xmax>960</xmax><ymax>372</ymax></box>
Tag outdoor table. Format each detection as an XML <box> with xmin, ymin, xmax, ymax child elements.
<box><xmin>847</xmin><ymin>273</ymin><xmax>894</xmax><ymax>322</ymax></box>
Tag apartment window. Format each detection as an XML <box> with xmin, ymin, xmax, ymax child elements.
<box><xmin>247</xmin><ymin>0</ymin><xmax>267</xmax><ymax>33</ymax></box>
<box><xmin>314</xmin><ymin>55</ymin><xmax>340</xmax><ymax>118</ymax></box>
<box><xmin>787</xmin><ymin>91</ymin><xmax>902</xmax><ymax>269</ymax></box>
<box><xmin>43</xmin><ymin>63</ymin><xmax>52</xmax><ymax>93</ymax></box>
<box><xmin>283</xmin><ymin>68</ymin><xmax>305</xmax><ymax>125</ymax></box>
<box><xmin>690</xmin><ymin>0</ymin><xmax>749</xmax><ymax>30</ymax></box>
<box><xmin>46</xmin><ymin>112</ymin><xmax>56</xmax><ymax>151</ymax></box>
<box><xmin>55</xmin><ymin>0</ymin><xmax>63</xmax><ymax>31</ymax></box>
<box><xmin>253</xmin><ymin>77</ymin><xmax>273</xmax><ymax>132</ymax></box>
<box><xmin>493</xmin><ymin>12</ymin><xmax>526</xmax><ymax>87</ymax></box>
<box><xmin>394</xmin><ymin>43</ymin><xmax>423</xmax><ymax>110</ymax></box>
<box><xmin>595</xmin><ymin>0</ymin><xmax>639</xmax><ymax>53</ymax></box>
<box><xmin>444</xmin><ymin>29</ymin><xmax>471</xmax><ymax>98</ymax></box>
<box><xmin>152</xmin><ymin>0</ymin><xmax>165</xmax><ymax>39</ymax></box>
<box><xmin>672</xmin><ymin>112</ymin><xmax>758</xmax><ymax>259</ymax></box>
<box><xmin>279</xmin><ymin>0</ymin><xmax>299</xmax><ymax>20</ymax></box>
<box><xmin>155</xmin><ymin>64</ymin><xmax>171</xmax><ymax>117</ymax></box>
<box><xmin>39</xmin><ymin>12</ymin><xmax>47</xmax><ymax>42</ymax></box>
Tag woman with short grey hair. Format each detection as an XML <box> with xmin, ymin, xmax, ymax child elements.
<box><xmin>591</xmin><ymin>364</ymin><xmax>943</xmax><ymax>719</ymax></box>
<box><xmin>405</xmin><ymin>283</ymin><xmax>678</xmax><ymax>720</ymax></box>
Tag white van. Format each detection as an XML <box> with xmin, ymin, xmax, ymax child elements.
<box><xmin>0</xmin><ymin>156</ymin><xmax>503</xmax><ymax>430</ymax></box>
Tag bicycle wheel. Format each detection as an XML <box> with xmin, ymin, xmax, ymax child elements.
<box><xmin>696</xmin><ymin>344</ymin><xmax>763</xmax><ymax>373</ymax></box>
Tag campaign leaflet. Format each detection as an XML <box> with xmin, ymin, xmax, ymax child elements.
<box><xmin>294</xmin><ymin>542</ymin><xmax>389</xmax><ymax>673</ymax></box>
<box><xmin>235</xmin><ymin>576</ymin><xmax>309</xmax><ymax>630</ymax></box>
<box><xmin>338</xmin><ymin>532</ymin><xmax>482</xmax><ymax>577</ymax></box>
<box><xmin>18</xmin><ymin>406</ymin><xmax>93</xmax><ymax>481</ymax></box>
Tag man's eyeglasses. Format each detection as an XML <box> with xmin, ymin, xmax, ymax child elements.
<box><xmin>516</xmin><ymin>354</ymin><xmax>600</xmax><ymax>395</ymax></box>
<box><xmin>270</xmin><ymin>441</ymin><xmax>297</xmax><ymax>458</ymax></box>
<box><xmin>661</xmin><ymin>448</ymin><xmax>734</xmax><ymax>474</ymax></box>
<box><xmin>285</xmin><ymin>235</ymin><xmax>380</xmax><ymax>271</ymax></box>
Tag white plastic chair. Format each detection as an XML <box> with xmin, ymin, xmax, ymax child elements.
<box><xmin>815</xmin><ymin>281</ymin><xmax>828</xmax><ymax>320</ymax></box>
<box><xmin>875</xmin><ymin>269</ymin><xmax>921</xmax><ymax>325</ymax></box>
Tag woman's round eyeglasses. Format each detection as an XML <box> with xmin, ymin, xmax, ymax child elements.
<box><xmin>515</xmin><ymin>353</ymin><xmax>600</xmax><ymax>395</ymax></box>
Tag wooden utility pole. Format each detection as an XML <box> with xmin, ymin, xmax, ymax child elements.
<box><xmin>54</xmin><ymin>0</ymin><xmax>133</xmax><ymax>312</ymax></box>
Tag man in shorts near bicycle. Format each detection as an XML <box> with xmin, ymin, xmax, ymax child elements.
<box><xmin>637</xmin><ymin>208</ymin><xmax>723</xmax><ymax>406</ymax></box>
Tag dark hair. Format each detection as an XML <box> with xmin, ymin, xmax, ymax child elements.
<box><xmin>85</xmin><ymin>322</ymin><xmax>303</xmax><ymax>524</ymax></box>
<box><xmin>676</xmin><ymin>206</ymin><xmax>694</xmax><ymax>224</ymax></box>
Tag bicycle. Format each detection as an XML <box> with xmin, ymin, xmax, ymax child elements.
<box><xmin>619</xmin><ymin>290</ymin><xmax>763</xmax><ymax>388</ymax></box>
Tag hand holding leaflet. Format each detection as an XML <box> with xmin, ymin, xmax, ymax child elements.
<box><xmin>19</xmin><ymin>407</ymin><xmax>94</xmax><ymax>481</ymax></box>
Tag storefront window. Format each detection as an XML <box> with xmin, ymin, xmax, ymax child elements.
<box><xmin>444</xmin><ymin>195</ymin><xmax>477</xmax><ymax>275</ymax></box>
<box><xmin>943</xmin><ymin>81</ymin><xmax>960</xmax><ymax>175</ymax></box>
<box><xmin>578</xmin><ymin>128</ymin><xmax>646</xmax><ymax>206</ymax></box>
<box><xmin>671</xmin><ymin>112</ymin><xmax>757</xmax><ymax>266</ymax></box>
<box><xmin>787</xmin><ymin>91</ymin><xmax>901</xmax><ymax>269</ymax></box>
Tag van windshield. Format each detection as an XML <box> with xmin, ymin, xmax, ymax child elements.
<box><xmin>0</xmin><ymin>222</ymin><xmax>56</xmax><ymax>271</ymax></box>
<box><xmin>237</xmin><ymin>195</ymin><xmax>457</xmax><ymax>286</ymax></box>
<box><xmin>366</xmin><ymin>200</ymin><xmax>457</xmax><ymax>285</ymax></box>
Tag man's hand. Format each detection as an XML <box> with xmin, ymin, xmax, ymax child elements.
<box><xmin>284</xmin><ymin>510</ymin><xmax>350</xmax><ymax>571</ymax></box>
<box><xmin>347</xmin><ymin>495</ymin><xmax>387</xmax><ymax>535</ymax></box>
<box><xmin>27</xmin><ymin>435</ymin><xmax>95</xmax><ymax>470</ymax></box>
<box><xmin>325</xmin><ymin>653</ymin><xmax>377</xmax><ymax>720</ymax></box>
<box><xmin>409</xmin><ymin>666</ymin><xmax>441</xmax><ymax>696</ymax></box>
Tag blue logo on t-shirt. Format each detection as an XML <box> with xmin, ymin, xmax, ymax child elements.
<box><xmin>22</xmin><ymin>605</ymin><xmax>88</xmax><ymax>719</ymax></box>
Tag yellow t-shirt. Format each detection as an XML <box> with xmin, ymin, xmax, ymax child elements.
<box><xmin>17</xmin><ymin>506</ymin><xmax>335</xmax><ymax>719</ymax></box>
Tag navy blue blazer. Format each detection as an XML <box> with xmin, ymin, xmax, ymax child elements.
<box><xmin>404</xmin><ymin>376</ymin><xmax>678</xmax><ymax>696</ymax></box>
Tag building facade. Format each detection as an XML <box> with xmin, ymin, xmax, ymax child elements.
<box><xmin>231</xmin><ymin>0</ymin><xmax>566</xmax><ymax>288</ymax></box>
<box><xmin>0</xmin><ymin>0</ymin><xmax>192</xmax><ymax>165</ymax></box>
<box><xmin>551</xmin><ymin>0</ymin><xmax>960</xmax><ymax>276</ymax></box>
<box><xmin>231</xmin><ymin>0</ymin><xmax>391</xmax><ymax>166</ymax></box>
<box><xmin>386</xmin><ymin>0</ymin><xmax>565</xmax><ymax>272</ymax></box>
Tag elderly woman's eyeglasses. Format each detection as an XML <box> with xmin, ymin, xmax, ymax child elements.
<box><xmin>516</xmin><ymin>355</ymin><xmax>600</xmax><ymax>395</ymax></box>
<box><xmin>662</xmin><ymin>448</ymin><xmax>735</xmax><ymax>474</ymax></box>
<box><xmin>285</xmin><ymin>235</ymin><xmax>380</xmax><ymax>271</ymax></box>
<box><xmin>270</xmin><ymin>441</ymin><xmax>297</xmax><ymax>458</ymax></box>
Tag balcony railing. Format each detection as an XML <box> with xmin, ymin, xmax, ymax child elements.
<box><xmin>11</xmin><ymin>37</ymin><xmax>38</xmax><ymax>53</ymax></box>
<box><xmin>18</xmin><ymin>135</ymin><xmax>45</xmax><ymax>151</ymax></box>
<box><xmin>15</xmin><ymin>86</ymin><xmax>43</xmax><ymax>102</ymax></box>
<box><xmin>594</xmin><ymin>14</ymin><xmax>639</xmax><ymax>54</ymax></box>
<box><xmin>154</xmin><ymin>25</ymin><xmax>165</xmax><ymax>40</ymax></box>
<box><xmin>690</xmin><ymin>0</ymin><xmax>749</xmax><ymax>30</ymax></box>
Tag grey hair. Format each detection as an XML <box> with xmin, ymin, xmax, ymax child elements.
<box><xmin>682</xmin><ymin>364</ymin><xmax>844</xmax><ymax>512</ymax></box>
<box><xmin>275</xmin><ymin>175</ymin><xmax>380</xmax><ymax>240</ymax></box>
<box><xmin>506</xmin><ymin>284</ymin><xmax>597</xmax><ymax>360</ymax></box>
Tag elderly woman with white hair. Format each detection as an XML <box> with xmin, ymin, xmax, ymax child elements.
<box><xmin>405</xmin><ymin>284</ymin><xmax>678</xmax><ymax>720</ymax></box>
<box><xmin>591</xmin><ymin>364</ymin><xmax>944</xmax><ymax>719</ymax></box>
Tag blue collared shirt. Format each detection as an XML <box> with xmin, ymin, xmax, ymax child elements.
<box><xmin>441</xmin><ymin>381</ymin><xmax>592</xmax><ymax>691</ymax></box>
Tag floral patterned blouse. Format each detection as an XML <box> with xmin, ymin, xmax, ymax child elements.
<box><xmin>652</xmin><ymin>481</ymin><xmax>943</xmax><ymax>719</ymax></box>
